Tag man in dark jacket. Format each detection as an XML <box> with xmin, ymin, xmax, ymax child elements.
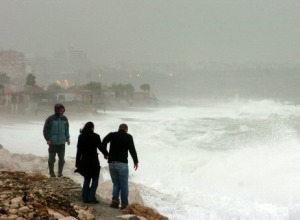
<box><xmin>102</xmin><ymin>123</ymin><xmax>139</xmax><ymax>210</ymax></box>
<box><xmin>43</xmin><ymin>103</ymin><xmax>70</xmax><ymax>177</ymax></box>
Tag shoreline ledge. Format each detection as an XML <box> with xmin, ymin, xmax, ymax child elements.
<box><xmin>0</xmin><ymin>144</ymin><xmax>169</xmax><ymax>220</ymax></box>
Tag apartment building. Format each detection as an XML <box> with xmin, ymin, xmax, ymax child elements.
<box><xmin>0</xmin><ymin>49</ymin><xmax>26</xmax><ymax>86</ymax></box>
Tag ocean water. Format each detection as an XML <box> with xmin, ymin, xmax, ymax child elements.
<box><xmin>2</xmin><ymin>99</ymin><xmax>300</xmax><ymax>219</ymax></box>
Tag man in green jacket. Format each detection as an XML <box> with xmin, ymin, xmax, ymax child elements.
<box><xmin>43</xmin><ymin>103</ymin><xmax>70</xmax><ymax>177</ymax></box>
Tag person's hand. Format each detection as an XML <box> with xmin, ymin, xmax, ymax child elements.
<box><xmin>67</xmin><ymin>140</ymin><xmax>70</xmax><ymax>145</ymax></box>
<box><xmin>46</xmin><ymin>140</ymin><xmax>51</xmax><ymax>145</ymax></box>
<box><xmin>134</xmin><ymin>163</ymin><xmax>139</xmax><ymax>171</ymax></box>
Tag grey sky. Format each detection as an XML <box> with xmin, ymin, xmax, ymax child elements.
<box><xmin>0</xmin><ymin>0</ymin><xmax>299</xmax><ymax>64</ymax></box>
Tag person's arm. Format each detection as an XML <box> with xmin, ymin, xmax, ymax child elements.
<box><xmin>75</xmin><ymin>136</ymin><xmax>82</xmax><ymax>168</ymax></box>
<box><xmin>102</xmin><ymin>133</ymin><xmax>112</xmax><ymax>150</ymax></box>
<box><xmin>65</xmin><ymin>117</ymin><xmax>70</xmax><ymax>145</ymax></box>
<box><xmin>43</xmin><ymin>116</ymin><xmax>52</xmax><ymax>144</ymax></box>
<box><xmin>97</xmin><ymin>134</ymin><xmax>109</xmax><ymax>157</ymax></box>
<box><xmin>128</xmin><ymin>135</ymin><xmax>139</xmax><ymax>170</ymax></box>
<box><xmin>102</xmin><ymin>133</ymin><xmax>112</xmax><ymax>159</ymax></box>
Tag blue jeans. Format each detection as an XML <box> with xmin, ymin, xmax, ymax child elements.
<box><xmin>48</xmin><ymin>144</ymin><xmax>65</xmax><ymax>176</ymax></box>
<box><xmin>109</xmin><ymin>162</ymin><xmax>129</xmax><ymax>205</ymax></box>
<box><xmin>82</xmin><ymin>170</ymin><xmax>100</xmax><ymax>202</ymax></box>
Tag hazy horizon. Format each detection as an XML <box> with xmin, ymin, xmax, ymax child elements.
<box><xmin>1</xmin><ymin>0</ymin><xmax>299</xmax><ymax>65</ymax></box>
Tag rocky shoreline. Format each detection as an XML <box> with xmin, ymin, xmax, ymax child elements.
<box><xmin>0</xmin><ymin>144</ymin><xmax>168</xmax><ymax>220</ymax></box>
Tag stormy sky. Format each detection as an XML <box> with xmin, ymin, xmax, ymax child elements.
<box><xmin>0</xmin><ymin>0</ymin><xmax>299</xmax><ymax>65</ymax></box>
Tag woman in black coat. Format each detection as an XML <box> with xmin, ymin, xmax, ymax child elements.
<box><xmin>75</xmin><ymin>121</ymin><xmax>108</xmax><ymax>203</ymax></box>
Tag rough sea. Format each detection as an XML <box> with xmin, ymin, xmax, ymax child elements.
<box><xmin>2</xmin><ymin>99</ymin><xmax>300</xmax><ymax>219</ymax></box>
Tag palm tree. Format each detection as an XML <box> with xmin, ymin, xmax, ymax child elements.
<box><xmin>26</xmin><ymin>74</ymin><xmax>36</xmax><ymax>87</ymax></box>
<box><xmin>140</xmin><ymin>83</ymin><xmax>150</xmax><ymax>93</ymax></box>
<box><xmin>109</xmin><ymin>83</ymin><xmax>135</xmax><ymax>98</ymax></box>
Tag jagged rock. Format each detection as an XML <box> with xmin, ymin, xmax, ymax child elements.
<box><xmin>0</xmin><ymin>171</ymin><xmax>91</xmax><ymax>219</ymax></box>
<box><xmin>124</xmin><ymin>203</ymin><xmax>168</xmax><ymax>220</ymax></box>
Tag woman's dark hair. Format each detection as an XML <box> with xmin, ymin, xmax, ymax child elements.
<box><xmin>80</xmin><ymin>121</ymin><xmax>94</xmax><ymax>134</ymax></box>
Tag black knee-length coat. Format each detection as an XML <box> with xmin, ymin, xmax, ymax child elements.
<box><xmin>75</xmin><ymin>132</ymin><xmax>108</xmax><ymax>178</ymax></box>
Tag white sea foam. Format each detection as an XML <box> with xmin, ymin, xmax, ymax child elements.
<box><xmin>1</xmin><ymin>99</ymin><xmax>300</xmax><ymax>219</ymax></box>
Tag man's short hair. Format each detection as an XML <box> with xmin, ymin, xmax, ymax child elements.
<box><xmin>119</xmin><ymin>123</ymin><xmax>128</xmax><ymax>131</ymax></box>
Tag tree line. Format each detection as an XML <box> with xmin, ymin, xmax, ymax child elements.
<box><xmin>0</xmin><ymin>73</ymin><xmax>151</xmax><ymax>99</ymax></box>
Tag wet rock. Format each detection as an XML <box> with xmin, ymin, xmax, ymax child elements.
<box><xmin>0</xmin><ymin>171</ymin><xmax>93</xmax><ymax>219</ymax></box>
<box><xmin>124</xmin><ymin>203</ymin><xmax>169</xmax><ymax>220</ymax></box>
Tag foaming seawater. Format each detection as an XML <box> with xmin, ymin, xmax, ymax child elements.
<box><xmin>2</xmin><ymin>100</ymin><xmax>300</xmax><ymax>219</ymax></box>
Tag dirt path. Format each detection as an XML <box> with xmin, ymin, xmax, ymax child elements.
<box><xmin>72</xmin><ymin>198</ymin><xmax>124</xmax><ymax>220</ymax></box>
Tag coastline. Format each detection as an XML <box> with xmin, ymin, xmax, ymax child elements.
<box><xmin>0</xmin><ymin>144</ymin><xmax>168</xmax><ymax>219</ymax></box>
<box><xmin>0</xmin><ymin>105</ymin><xmax>174</xmax><ymax>219</ymax></box>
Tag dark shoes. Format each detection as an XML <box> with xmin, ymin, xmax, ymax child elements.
<box><xmin>110</xmin><ymin>200</ymin><xmax>127</xmax><ymax>210</ymax></box>
<box><xmin>90</xmin><ymin>200</ymin><xmax>100</xmax><ymax>204</ymax></box>
<box><xmin>120</xmin><ymin>204</ymin><xmax>127</xmax><ymax>210</ymax></box>
<box><xmin>58</xmin><ymin>174</ymin><xmax>63</xmax><ymax>177</ymax></box>
<box><xmin>110</xmin><ymin>200</ymin><xmax>119</xmax><ymax>209</ymax></box>
<box><xmin>110</xmin><ymin>200</ymin><xmax>128</xmax><ymax>210</ymax></box>
<box><xmin>83</xmin><ymin>199</ymin><xmax>100</xmax><ymax>204</ymax></box>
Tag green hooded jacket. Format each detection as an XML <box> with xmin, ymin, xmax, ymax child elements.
<box><xmin>43</xmin><ymin>103</ymin><xmax>70</xmax><ymax>145</ymax></box>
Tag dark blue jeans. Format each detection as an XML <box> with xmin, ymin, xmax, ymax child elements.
<box><xmin>48</xmin><ymin>144</ymin><xmax>65</xmax><ymax>176</ymax></box>
<box><xmin>82</xmin><ymin>169</ymin><xmax>100</xmax><ymax>202</ymax></box>
<box><xmin>109</xmin><ymin>162</ymin><xmax>129</xmax><ymax>205</ymax></box>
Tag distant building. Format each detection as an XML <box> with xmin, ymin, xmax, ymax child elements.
<box><xmin>30</xmin><ymin>48</ymin><xmax>92</xmax><ymax>86</ymax></box>
<box><xmin>0</xmin><ymin>50</ymin><xmax>26</xmax><ymax>86</ymax></box>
